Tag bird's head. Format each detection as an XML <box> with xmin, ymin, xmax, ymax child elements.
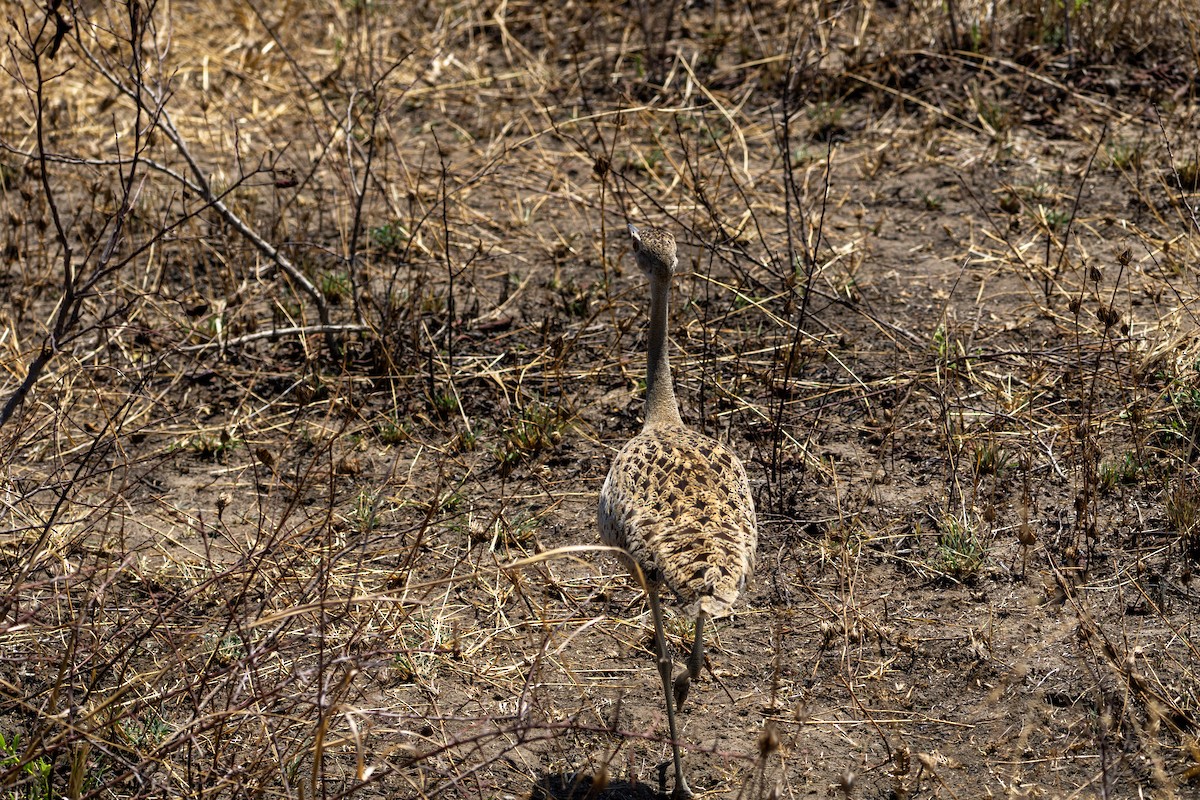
<box><xmin>628</xmin><ymin>223</ymin><xmax>678</xmax><ymax>281</ymax></box>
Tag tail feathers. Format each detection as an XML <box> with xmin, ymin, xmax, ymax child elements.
<box><xmin>685</xmin><ymin>587</ymin><xmax>743</xmax><ymax>619</ymax></box>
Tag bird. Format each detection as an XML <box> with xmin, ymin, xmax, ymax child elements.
<box><xmin>598</xmin><ymin>223</ymin><xmax>757</xmax><ymax>799</ymax></box>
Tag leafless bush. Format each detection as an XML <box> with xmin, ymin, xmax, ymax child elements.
<box><xmin>1</xmin><ymin>1</ymin><xmax>1198</xmax><ymax>798</ymax></box>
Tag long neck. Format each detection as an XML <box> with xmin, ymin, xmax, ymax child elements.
<box><xmin>644</xmin><ymin>273</ymin><xmax>683</xmax><ymax>430</ymax></box>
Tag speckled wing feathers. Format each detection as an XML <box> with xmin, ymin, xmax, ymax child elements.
<box><xmin>598</xmin><ymin>426</ymin><xmax>756</xmax><ymax>618</ymax></box>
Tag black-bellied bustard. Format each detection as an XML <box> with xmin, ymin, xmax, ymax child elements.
<box><xmin>598</xmin><ymin>224</ymin><xmax>757</xmax><ymax>798</ymax></box>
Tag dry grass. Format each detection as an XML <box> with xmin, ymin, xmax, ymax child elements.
<box><xmin>2</xmin><ymin>0</ymin><xmax>1200</xmax><ymax>797</ymax></box>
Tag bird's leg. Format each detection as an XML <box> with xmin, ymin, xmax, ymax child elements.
<box><xmin>673</xmin><ymin>610</ymin><xmax>706</xmax><ymax>709</ymax></box>
<box><xmin>647</xmin><ymin>584</ymin><xmax>692</xmax><ymax>799</ymax></box>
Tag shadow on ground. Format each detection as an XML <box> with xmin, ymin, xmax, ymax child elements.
<box><xmin>533</xmin><ymin>772</ymin><xmax>666</xmax><ymax>800</ymax></box>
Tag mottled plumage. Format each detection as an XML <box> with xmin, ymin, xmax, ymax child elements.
<box><xmin>596</xmin><ymin>223</ymin><xmax>757</xmax><ymax>799</ymax></box>
<box><xmin>599</xmin><ymin>426</ymin><xmax>756</xmax><ymax>618</ymax></box>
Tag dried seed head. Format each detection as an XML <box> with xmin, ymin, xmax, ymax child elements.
<box><xmin>839</xmin><ymin>767</ymin><xmax>857</xmax><ymax>796</ymax></box>
<box><xmin>758</xmin><ymin>722</ymin><xmax>781</xmax><ymax>757</ymax></box>
<box><xmin>592</xmin><ymin>156</ymin><xmax>610</xmax><ymax>181</ymax></box>
<box><xmin>893</xmin><ymin>743</ymin><xmax>911</xmax><ymax>777</ymax></box>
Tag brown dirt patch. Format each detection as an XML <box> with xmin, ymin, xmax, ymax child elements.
<box><xmin>1</xmin><ymin>1</ymin><xmax>1199</xmax><ymax>798</ymax></box>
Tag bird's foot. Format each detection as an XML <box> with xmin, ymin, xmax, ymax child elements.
<box><xmin>657</xmin><ymin>759</ymin><xmax>693</xmax><ymax>799</ymax></box>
